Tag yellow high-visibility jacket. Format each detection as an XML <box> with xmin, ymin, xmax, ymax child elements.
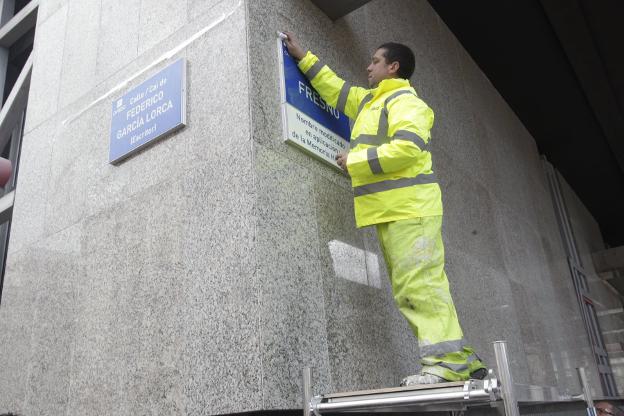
<box><xmin>298</xmin><ymin>51</ymin><xmax>443</xmax><ymax>228</ymax></box>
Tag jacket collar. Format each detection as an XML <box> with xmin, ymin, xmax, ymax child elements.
<box><xmin>370</xmin><ymin>78</ymin><xmax>411</xmax><ymax>98</ymax></box>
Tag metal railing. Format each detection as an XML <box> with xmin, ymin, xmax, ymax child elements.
<box><xmin>303</xmin><ymin>340</ymin><xmax>598</xmax><ymax>415</ymax></box>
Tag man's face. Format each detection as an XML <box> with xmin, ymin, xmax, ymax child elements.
<box><xmin>596</xmin><ymin>402</ymin><xmax>617</xmax><ymax>416</ymax></box>
<box><xmin>367</xmin><ymin>48</ymin><xmax>398</xmax><ymax>88</ymax></box>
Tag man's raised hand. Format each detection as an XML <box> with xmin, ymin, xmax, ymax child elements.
<box><xmin>283</xmin><ymin>31</ymin><xmax>306</xmax><ymax>61</ymax></box>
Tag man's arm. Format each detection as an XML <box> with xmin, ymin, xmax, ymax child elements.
<box><xmin>283</xmin><ymin>32</ymin><xmax>369</xmax><ymax>121</ymax></box>
<box><xmin>346</xmin><ymin>94</ymin><xmax>434</xmax><ymax>179</ymax></box>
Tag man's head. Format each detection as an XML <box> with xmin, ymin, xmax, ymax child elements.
<box><xmin>367</xmin><ymin>42</ymin><xmax>415</xmax><ymax>87</ymax></box>
<box><xmin>596</xmin><ymin>401</ymin><xmax>623</xmax><ymax>416</ymax></box>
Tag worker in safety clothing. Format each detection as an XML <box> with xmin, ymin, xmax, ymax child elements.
<box><xmin>284</xmin><ymin>32</ymin><xmax>487</xmax><ymax>385</ymax></box>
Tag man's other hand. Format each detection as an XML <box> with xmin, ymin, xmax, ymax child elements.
<box><xmin>336</xmin><ymin>152</ymin><xmax>349</xmax><ymax>175</ymax></box>
<box><xmin>283</xmin><ymin>31</ymin><xmax>306</xmax><ymax>61</ymax></box>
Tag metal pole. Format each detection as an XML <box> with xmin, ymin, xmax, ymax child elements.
<box><xmin>314</xmin><ymin>389</ymin><xmax>493</xmax><ymax>412</ymax></box>
<box><xmin>577</xmin><ymin>367</ymin><xmax>596</xmax><ymax>416</ymax></box>
<box><xmin>303</xmin><ymin>367</ymin><xmax>313</xmax><ymax>416</ymax></box>
<box><xmin>493</xmin><ymin>341</ymin><xmax>520</xmax><ymax>416</ymax></box>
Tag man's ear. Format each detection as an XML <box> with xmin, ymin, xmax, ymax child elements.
<box><xmin>389</xmin><ymin>61</ymin><xmax>400</xmax><ymax>76</ymax></box>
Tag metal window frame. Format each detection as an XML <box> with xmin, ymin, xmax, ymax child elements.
<box><xmin>0</xmin><ymin>51</ymin><xmax>31</xmax><ymax>151</ymax></box>
<box><xmin>543</xmin><ymin>157</ymin><xmax>619</xmax><ymax>397</ymax></box>
<box><xmin>0</xmin><ymin>0</ymin><xmax>36</xmax><ymax>303</ymax></box>
<box><xmin>0</xmin><ymin>0</ymin><xmax>37</xmax><ymax>48</ymax></box>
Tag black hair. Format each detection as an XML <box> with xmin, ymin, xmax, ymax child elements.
<box><xmin>377</xmin><ymin>42</ymin><xmax>415</xmax><ymax>79</ymax></box>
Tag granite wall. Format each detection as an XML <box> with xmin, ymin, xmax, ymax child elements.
<box><xmin>0</xmin><ymin>0</ymin><xmax>262</xmax><ymax>414</ymax></box>
<box><xmin>0</xmin><ymin>0</ymin><xmax>620</xmax><ymax>414</ymax></box>
<box><xmin>247</xmin><ymin>0</ymin><xmax>619</xmax><ymax>408</ymax></box>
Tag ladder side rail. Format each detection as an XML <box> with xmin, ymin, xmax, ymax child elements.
<box><xmin>493</xmin><ymin>341</ymin><xmax>521</xmax><ymax>416</ymax></box>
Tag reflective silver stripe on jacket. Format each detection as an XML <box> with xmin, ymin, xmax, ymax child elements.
<box><xmin>378</xmin><ymin>90</ymin><xmax>417</xmax><ymax>138</ymax></box>
<box><xmin>356</xmin><ymin>94</ymin><xmax>372</xmax><ymax>118</ymax></box>
<box><xmin>350</xmin><ymin>134</ymin><xmax>390</xmax><ymax>148</ymax></box>
<box><xmin>351</xmin><ymin>130</ymin><xmax>427</xmax><ymax>150</ymax></box>
<box><xmin>336</xmin><ymin>82</ymin><xmax>351</xmax><ymax>113</ymax></box>
<box><xmin>305</xmin><ymin>60</ymin><xmax>324</xmax><ymax>80</ymax></box>
<box><xmin>351</xmin><ymin>89</ymin><xmax>424</xmax><ymax>150</ymax></box>
<box><xmin>377</xmin><ymin>105</ymin><xmax>389</xmax><ymax>138</ymax></box>
<box><xmin>394</xmin><ymin>129</ymin><xmax>428</xmax><ymax>150</ymax></box>
<box><xmin>384</xmin><ymin>89</ymin><xmax>416</xmax><ymax>106</ymax></box>
<box><xmin>353</xmin><ymin>173</ymin><xmax>437</xmax><ymax>197</ymax></box>
<box><xmin>419</xmin><ymin>339</ymin><xmax>467</xmax><ymax>358</ymax></box>
<box><xmin>367</xmin><ymin>147</ymin><xmax>383</xmax><ymax>174</ymax></box>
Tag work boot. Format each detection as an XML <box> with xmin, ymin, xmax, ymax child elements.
<box><xmin>469</xmin><ymin>367</ymin><xmax>488</xmax><ymax>380</ymax></box>
<box><xmin>400</xmin><ymin>372</ymin><xmax>446</xmax><ymax>386</ymax></box>
<box><xmin>400</xmin><ymin>363</ymin><xmax>489</xmax><ymax>386</ymax></box>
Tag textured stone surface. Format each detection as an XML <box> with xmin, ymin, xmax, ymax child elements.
<box><xmin>1</xmin><ymin>0</ymin><xmax>620</xmax><ymax>414</ymax></box>
<box><xmin>44</xmin><ymin>99</ymin><xmax>103</xmax><ymax>236</ymax></box>
<box><xmin>96</xmin><ymin>0</ymin><xmax>140</xmax><ymax>82</ymax></box>
<box><xmin>36</xmin><ymin>0</ymin><xmax>68</xmax><ymax>25</ymax></box>
<box><xmin>3</xmin><ymin>1</ymin><xmax>258</xmax><ymax>414</ymax></box>
<box><xmin>138</xmin><ymin>0</ymin><xmax>188</xmax><ymax>55</ymax></box>
<box><xmin>446</xmin><ymin>246</ymin><xmax>531</xmax><ymax>385</ymax></box>
<box><xmin>188</xmin><ymin>0</ymin><xmax>225</xmax><ymax>23</ymax></box>
<box><xmin>25</xmin><ymin>3</ymin><xmax>67</xmax><ymax>132</ymax></box>
<box><xmin>22</xmin><ymin>225</ymin><xmax>83</xmax><ymax>416</ymax></box>
<box><xmin>0</xmin><ymin>247</ymin><xmax>40</xmax><ymax>413</ymax></box>
<box><xmin>58</xmin><ymin>0</ymin><xmax>101</xmax><ymax>108</ymax></box>
<box><xmin>254</xmin><ymin>143</ymin><xmax>332</xmax><ymax>408</ymax></box>
<box><xmin>314</xmin><ymin>175</ymin><xmax>418</xmax><ymax>391</ymax></box>
<box><xmin>82</xmin><ymin>60</ymin><xmax>189</xmax><ymax>218</ymax></box>
<box><xmin>436</xmin><ymin>148</ymin><xmax>507</xmax><ymax>274</ymax></box>
<box><xmin>245</xmin><ymin>0</ymin><xmax>605</xmax><ymax>406</ymax></box>
<box><xmin>184</xmin><ymin>3</ymin><xmax>249</xmax><ymax>168</ymax></box>
<box><xmin>8</xmin><ymin>119</ymin><xmax>56</xmax><ymax>254</ymax></box>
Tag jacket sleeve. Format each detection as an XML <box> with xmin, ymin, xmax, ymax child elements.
<box><xmin>346</xmin><ymin>94</ymin><xmax>434</xmax><ymax>178</ymax></box>
<box><xmin>298</xmin><ymin>51</ymin><xmax>370</xmax><ymax>120</ymax></box>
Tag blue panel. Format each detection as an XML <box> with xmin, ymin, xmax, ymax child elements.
<box><xmin>109</xmin><ymin>58</ymin><xmax>186</xmax><ymax>163</ymax></box>
<box><xmin>281</xmin><ymin>42</ymin><xmax>350</xmax><ymax>141</ymax></box>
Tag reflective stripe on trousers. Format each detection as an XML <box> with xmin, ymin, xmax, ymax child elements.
<box><xmin>421</xmin><ymin>351</ymin><xmax>480</xmax><ymax>372</ymax></box>
<box><xmin>420</xmin><ymin>346</ymin><xmax>486</xmax><ymax>381</ymax></box>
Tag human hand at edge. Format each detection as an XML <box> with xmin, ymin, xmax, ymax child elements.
<box><xmin>335</xmin><ymin>152</ymin><xmax>349</xmax><ymax>176</ymax></box>
<box><xmin>283</xmin><ymin>31</ymin><xmax>306</xmax><ymax>61</ymax></box>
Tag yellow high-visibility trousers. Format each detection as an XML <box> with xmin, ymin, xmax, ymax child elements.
<box><xmin>376</xmin><ymin>216</ymin><xmax>485</xmax><ymax>381</ymax></box>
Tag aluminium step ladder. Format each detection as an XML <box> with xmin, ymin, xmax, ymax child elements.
<box><xmin>302</xmin><ymin>341</ymin><xmax>597</xmax><ymax>415</ymax></box>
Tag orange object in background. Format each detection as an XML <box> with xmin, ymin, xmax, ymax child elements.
<box><xmin>0</xmin><ymin>158</ymin><xmax>11</xmax><ymax>187</ymax></box>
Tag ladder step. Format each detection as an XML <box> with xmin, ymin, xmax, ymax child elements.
<box><xmin>312</xmin><ymin>378</ymin><xmax>500</xmax><ymax>414</ymax></box>
<box><xmin>322</xmin><ymin>381</ymin><xmax>468</xmax><ymax>399</ymax></box>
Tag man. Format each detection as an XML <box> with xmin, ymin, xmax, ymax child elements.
<box><xmin>596</xmin><ymin>401</ymin><xmax>624</xmax><ymax>416</ymax></box>
<box><xmin>284</xmin><ymin>32</ymin><xmax>486</xmax><ymax>385</ymax></box>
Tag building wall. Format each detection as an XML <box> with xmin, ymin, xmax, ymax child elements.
<box><xmin>247</xmin><ymin>0</ymin><xmax>611</xmax><ymax>407</ymax></box>
<box><xmin>0</xmin><ymin>0</ymin><xmax>260</xmax><ymax>414</ymax></box>
<box><xmin>0</xmin><ymin>0</ymin><xmax>619</xmax><ymax>414</ymax></box>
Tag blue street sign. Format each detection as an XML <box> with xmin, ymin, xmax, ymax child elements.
<box><xmin>279</xmin><ymin>41</ymin><xmax>351</xmax><ymax>169</ymax></box>
<box><xmin>109</xmin><ymin>58</ymin><xmax>187</xmax><ymax>164</ymax></box>
<box><xmin>281</xmin><ymin>42</ymin><xmax>350</xmax><ymax>140</ymax></box>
